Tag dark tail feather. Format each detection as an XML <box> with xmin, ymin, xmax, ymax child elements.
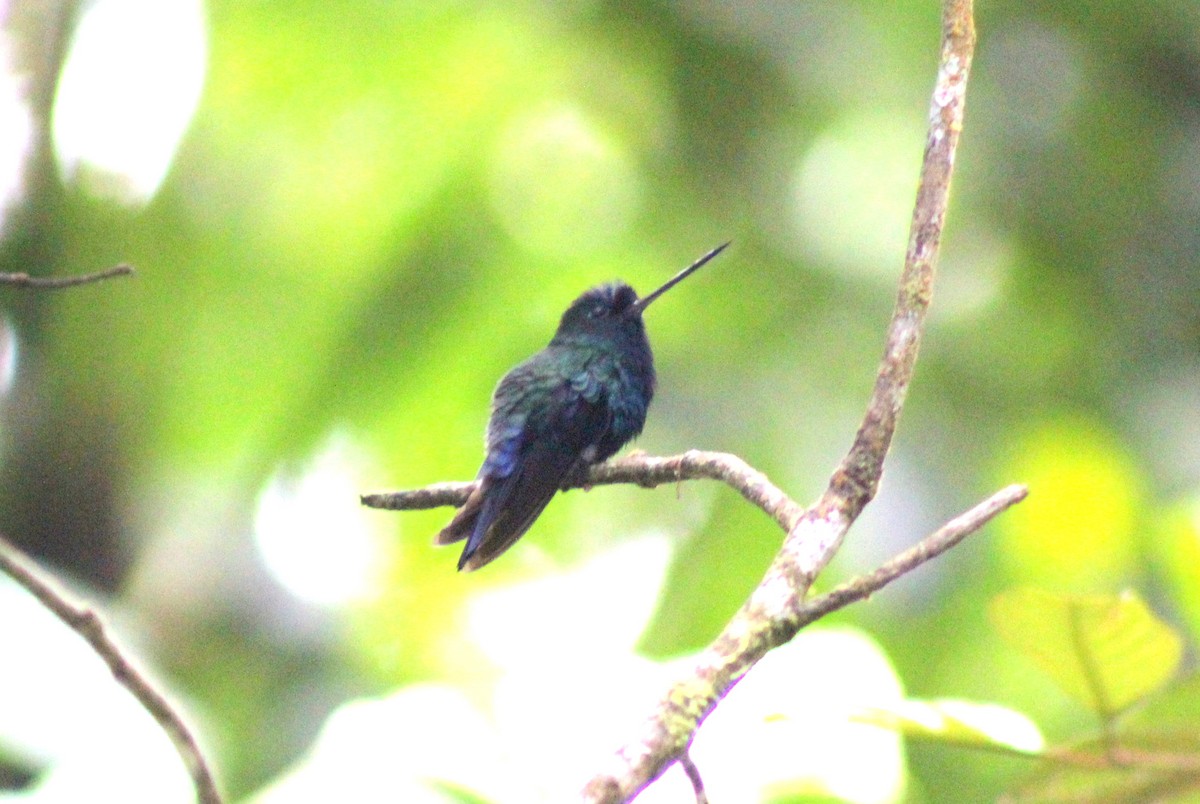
<box><xmin>456</xmin><ymin>447</ymin><xmax>582</xmax><ymax>572</ymax></box>
<box><xmin>458</xmin><ymin>486</ymin><xmax>555</xmax><ymax>571</ymax></box>
<box><xmin>435</xmin><ymin>481</ymin><xmax>489</xmax><ymax>545</ymax></box>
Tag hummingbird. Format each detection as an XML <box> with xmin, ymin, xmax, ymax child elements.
<box><xmin>437</xmin><ymin>243</ymin><xmax>729</xmax><ymax>571</ymax></box>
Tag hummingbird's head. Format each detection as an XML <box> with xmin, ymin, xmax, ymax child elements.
<box><xmin>553</xmin><ymin>282</ymin><xmax>646</xmax><ymax>345</ymax></box>
<box><xmin>550</xmin><ymin>243</ymin><xmax>729</xmax><ymax>347</ymax></box>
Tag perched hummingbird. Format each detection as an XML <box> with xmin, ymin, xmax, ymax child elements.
<box><xmin>437</xmin><ymin>243</ymin><xmax>728</xmax><ymax>571</ymax></box>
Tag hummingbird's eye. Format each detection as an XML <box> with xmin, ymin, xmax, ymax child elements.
<box><xmin>588</xmin><ymin>304</ymin><xmax>607</xmax><ymax>319</ymax></box>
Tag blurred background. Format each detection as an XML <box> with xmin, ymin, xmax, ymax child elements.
<box><xmin>0</xmin><ymin>0</ymin><xmax>1198</xmax><ymax>801</ymax></box>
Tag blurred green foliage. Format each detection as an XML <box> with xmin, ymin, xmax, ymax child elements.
<box><xmin>1</xmin><ymin>0</ymin><xmax>1200</xmax><ymax>801</ymax></box>
<box><xmin>866</xmin><ymin>589</ymin><xmax>1199</xmax><ymax>802</ymax></box>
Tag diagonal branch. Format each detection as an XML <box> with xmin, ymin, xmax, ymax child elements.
<box><xmin>0</xmin><ymin>535</ymin><xmax>223</xmax><ymax>804</ymax></box>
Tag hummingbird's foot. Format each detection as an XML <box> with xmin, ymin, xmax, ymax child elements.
<box><xmin>561</xmin><ymin>461</ymin><xmax>594</xmax><ymax>492</ymax></box>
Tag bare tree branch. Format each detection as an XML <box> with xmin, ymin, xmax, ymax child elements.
<box><xmin>0</xmin><ymin>263</ymin><xmax>135</xmax><ymax>289</ymax></box>
<box><xmin>0</xmin><ymin>534</ymin><xmax>223</xmax><ymax>804</ymax></box>
<box><xmin>362</xmin><ymin>480</ymin><xmax>476</xmax><ymax>512</ymax></box>
<box><xmin>363</xmin><ymin>450</ymin><xmax>804</xmax><ymax>534</ymax></box>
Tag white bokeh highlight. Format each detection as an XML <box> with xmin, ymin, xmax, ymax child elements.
<box><xmin>0</xmin><ymin>35</ymin><xmax>33</xmax><ymax>238</ymax></box>
<box><xmin>794</xmin><ymin>112</ymin><xmax>922</xmax><ymax>281</ymax></box>
<box><xmin>52</xmin><ymin>0</ymin><xmax>207</xmax><ymax>204</ymax></box>
<box><xmin>254</xmin><ymin>437</ymin><xmax>390</xmax><ymax>607</ymax></box>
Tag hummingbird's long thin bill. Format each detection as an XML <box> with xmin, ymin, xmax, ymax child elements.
<box><xmin>633</xmin><ymin>241</ymin><xmax>730</xmax><ymax>312</ymax></box>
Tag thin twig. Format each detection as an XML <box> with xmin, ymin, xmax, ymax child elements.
<box><xmin>0</xmin><ymin>263</ymin><xmax>135</xmax><ymax>289</ymax></box>
<box><xmin>0</xmin><ymin>534</ymin><xmax>222</xmax><ymax>804</ymax></box>
<box><xmin>678</xmin><ymin>750</ymin><xmax>709</xmax><ymax>804</ymax></box>
<box><xmin>797</xmin><ymin>484</ymin><xmax>1027</xmax><ymax>624</ymax></box>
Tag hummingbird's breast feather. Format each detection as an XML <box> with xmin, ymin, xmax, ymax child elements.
<box><xmin>574</xmin><ymin>344</ymin><xmax>654</xmax><ymax>458</ymax></box>
<box><xmin>481</xmin><ymin>341</ymin><xmax>652</xmax><ymax>476</ymax></box>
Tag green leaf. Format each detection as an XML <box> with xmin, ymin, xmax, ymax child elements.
<box><xmin>854</xmin><ymin>698</ymin><xmax>1044</xmax><ymax>754</ymax></box>
<box><xmin>989</xmin><ymin>589</ymin><xmax>1183</xmax><ymax>715</ymax></box>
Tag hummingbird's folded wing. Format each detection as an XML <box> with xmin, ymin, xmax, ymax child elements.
<box><xmin>454</xmin><ymin>377</ymin><xmax>612</xmax><ymax>571</ymax></box>
<box><xmin>455</xmin><ymin>441</ymin><xmax>580</xmax><ymax>571</ymax></box>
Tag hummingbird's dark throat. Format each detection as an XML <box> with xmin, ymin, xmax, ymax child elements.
<box><xmin>632</xmin><ymin>241</ymin><xmax>730</xmax><ymax>313</ymax></box>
